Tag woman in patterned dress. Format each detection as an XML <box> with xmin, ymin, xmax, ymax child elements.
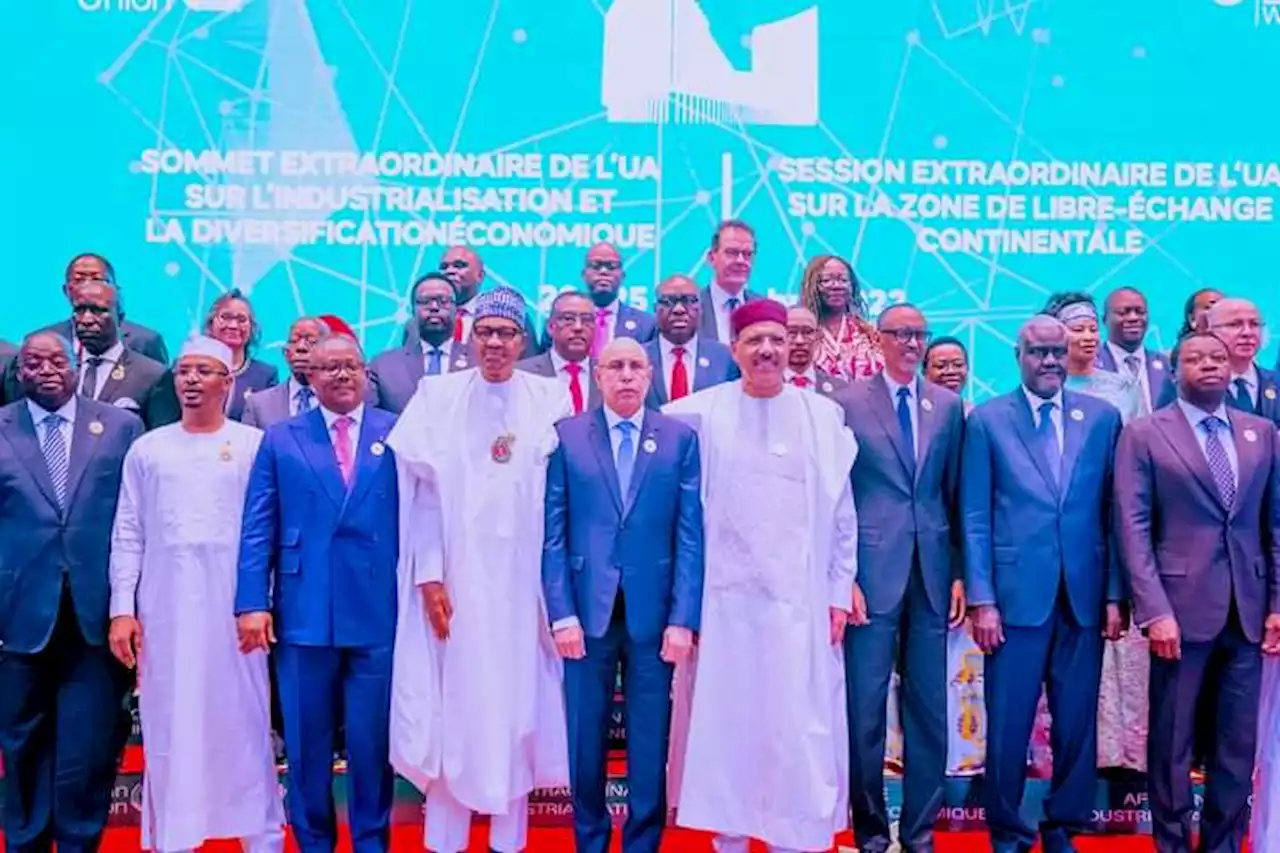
<box><xmin>798</xmin><ymin>254</ymin><xmax>884</xmax><ymax>380</ymax></box>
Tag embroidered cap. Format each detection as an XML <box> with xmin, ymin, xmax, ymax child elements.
<box><xmin>472</xmin><ymin>286</ymin><xmax>528</xmax><ymax>327</ymax></box>
<box><xmin>177</xmin><ymin>335</ymin><xmax>233</xmax><ymax>371</ymax></box>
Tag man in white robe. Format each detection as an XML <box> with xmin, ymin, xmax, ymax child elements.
<box><xmin>107</xmin><ymin>336</ymin><xmax>284</xmax><ymax>853</ymax></box>
<box><xmin>664</xmin><ymin>299</ymin><xmax>859</xmax><ymax>853</ymax></box>
<box><xmin>387</xmin><ymin>286</ymin><xmax>573</xmax><ymax>853</ymax></box>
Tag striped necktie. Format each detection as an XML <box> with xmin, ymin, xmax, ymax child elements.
<box><xmin>41</xmin><ymin>413</ymin><xmax>70</xmax><ymax>508</ymax></box>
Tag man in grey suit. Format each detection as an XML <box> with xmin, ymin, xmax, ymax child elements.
<box><xmin>580</xmin><ymin>242</ymin><xmax>657</xmax><ymax>353</ymax></box>
<box><xmin>698</xmin><ymin>220</ymin><xmax>763</xmax><ymax>343</ymax></box>
<box><xmin>243</xmin><ymin>317</ymin><xmax>328</xmax><ymax>429</ymax></box>
<box><xmin>370</xmin><ymin>273</ymin><xmax>475</xmax><ymax>413</ymax></box>
<box><xmin>45</xmin><ymin>253</ymin><xmax>169</xmax><ymax>364</ymax></box>
<box><xmin>837</xmin><ymin>304</ymin><xmax>965</xmax><ymax>853</ymax></box>
<box><xmin>642</xmin><ymin>275</ymin><xmax>738</xmax><ymax>409</ymax></box>
<box><xmin>785</xmin><ymin>305</ymin><xmax>848</xmax><ymax>398</ymax></box>
<box><xmin>518</xmin><ymin>290</ymin><xmax>600</xmax><ymax>415</ymax></box>
<box><xmin>1096</xmin><ymin>286</ymin><xmax>1174</xmax><ymax>415</ymax></box>
<box><xmin>1114</xmin><ymin>331</ymin><xmax>1280</xmax><ymax>853</ymax></box>
<box><xmin>0</xmin><ymin>331</ymin><xmax>144</xmax><ymax>853</ymax></box>
<box><xmin>964</xmin><ymin>316</ymin><xmax>1124</xmax><ymax>853</ymax></box>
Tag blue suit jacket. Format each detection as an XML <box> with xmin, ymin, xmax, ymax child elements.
<box><xmin>0</xmin><ymin>398</ymin><xmax>142</xmax><ymax>653</ymax></box>
<box><xmin>641</xmin><ymin>337</ymin><xmax>740</xmax><ymax>409</ymax></box>
<box><xmin>236</xmin><ymin>406</ymin><xmax>400</xmax><ymax>648</ymax></box>
<box><xmin>962</xmin><ymin>389</ymin><xmax>1122</xmax><ymax>628</ymax></box>
<box><xmin>542</xmin><ymin>408</ymin><xmax>704</xmax><ymax>643</ymax></box>
<box><xmin>1095</xmin><ymin>344</ymin><xmax>1174</xmax><ymax>412</ymax></box>
<box><xmin>227</xmin><ymin>359</ymin><xmax>280</xmax><ymax>422</ymax></box>
<box><xmin>614</xmin><ymin>304</ymin><xmax>658</xmax><ymax>344</ymax></box>
<box><xmin>1231</xmin><ymin>365</ymin><xmax>1280</xmax><ymax>427</ymax></box>
<box><xmin>696</xmin><ymin>286</ymin><xmax>762</xmax><ymax>343</ymax></box>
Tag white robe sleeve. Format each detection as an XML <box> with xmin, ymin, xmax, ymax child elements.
<box><xmin>109</xmin><ymin>444</ymin><xmax>147</xmax><ymax>619</ymax></box>
<box><xmin>396</xmin><ymin>455</ymin><xmax>445</xmax><ymax>587</ymax></box>
<box><xmin>829</xmin><ymin>479</ymin><xmax>858</xmax><ymax>610</ymax></box>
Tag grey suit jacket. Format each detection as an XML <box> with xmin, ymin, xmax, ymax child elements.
<box><xmin>697</xmin><ymin>286</ymin><xmax>763</xmax><ymax>342</ymax></box>
<box><xmin>242</xmin><ymin>383</ymin><xmax>294</xmax><ymax>429</ymax></box>
<box><xmin>0</xmin><ymin>398</ymin><xmax>143</xmax><ymax>653</ymax></box>
<box><xmin>369</xmin><ymin>341</ymin><xmax>475</xmax><ymax>414</ymax></box>
<box><xmin>517</xmin><ymin>351</ymin><xmax>600</xmax><ymax>411</ymax></box>
<box><xmin>837</xmin><ymin>375</ymin><xmax>965</xmax><ymax>616</ymax></box>
<box><xmin>798</xmin><ymin>369</ymin><xmax>849</xmax><ymax>399</ymax></box>
<box><xmin>1114</xmin><ymin>404</ymin><xmax>1280</xmax><ymax>644</ymax></box>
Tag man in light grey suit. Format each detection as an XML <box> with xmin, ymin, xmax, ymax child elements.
<box><xmin>697</xmin><ymin>220</ymin><xmax>763</xmax><ymax>343</ymax></box>
<box><xmin>370</xmin><ymin>273</ymin><xmax>475</xmax><ymax>414</ymax></box>
<box><xmin>518</xmin><ymin>290</ymin><xmax>600</xmax><ymax>414</ymax></box>
<box><xmin>1114</xmin><ymin>331</ymin><xmax>1280</xmax><ymax>853</ymax></box>
<box><xmin>785</xmin><ymin>305</ymin><xmax>848</xmax><ymax>398</ymax></box>
<box><xmin>0</xmin><ymin>331</ymin><xmax>143</xmax><ymax>853</ymax></box>
<box><xmin>837</xmin><ymin>304</ymin><xmax>966</xmax><ymax>853</ymax></box>
<box><xmin>242</xmin><ymin>317</ymin><xmax>328</xmax><ymax>429</ymax></box>
<box><xmin>642</xmin><ymin>275</ymin><xmax>738</xmax><ymax>409</ymax></box>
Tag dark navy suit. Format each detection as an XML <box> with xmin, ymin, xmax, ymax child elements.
<box><xmin>1225</xmin><ymin>364</ymin><xmax>1280</xmax><ymax>427</ymax></box>
<box><xmin>236</xmin><ymin>405</ymin><xmax>400</xmax><ymax>853</ymax></box>
<box><xmin>542</xmin><ymin>407</ymin><xmax>703</xmax><ymax>853</ymax></box>
<box><xmin>0</xmin><ymin>397</ymin><xmax>143</xmax><ymax>853</ymax></box>
<box><xmin>610</xmin><ymin>303</ymin><xmax>658</xmax><ymax>344</ymax></box>
<box><xmin>963</xmin><ymin>389</ymin><xmax>1122</xmax><ymax>852</ymax></box>
<box><xmin>227</xmin><ymin>358</ymin><xmax>280</xmax><ymax>422</ymax></box>
<box><xmin>696</xmin><ymin>286</ymin><xmax>761</xmax><ymax>343</ymax></box>
<box><xmin>1095</xmin><ymin>343</ymin><xmax>1173</xmax><ymax>414</ymax></box>
<box><xmin>641</xmin><ymin>337</ymin><xmax>739</xmax><ymax>409</ymax></box>
<box><xmin>368</xmin><ymin>339</ymin><xmax>474</xmax><ymax>414</ymax></box>
<box><xmin>836</xmin><ymin>375</ymin><xmax>965</xmax><ymax>853</ymax></box>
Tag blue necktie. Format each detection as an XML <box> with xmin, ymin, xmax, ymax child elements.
<box><xmin>41</xmin><ymin>413</ymin><xmax>69</xmax><ymax>508</ymax></box>
<box><xmin>427</xmin><ymin>348</ymin><xmax>443</xmax><ymax>376</ymax></box>
<box><xmin>616</xmin><ymin>421</ymin><xmax>636</xmax><ymax>501</ymax></box>
<box><xmin>1202</xmin><ymin>416</ymin><xmax>1236</xmax><ymax>507</ymax></box>
<box><xmin>1231</xmin><ymin>378</ymin><xmax>1254</xmax><ymax>413</ymax></box>
<box><xmin>1037</xmin><ymin>401</ymin><xmax>1061</xmax><ymax>485</ymax></box>
<box><xmin>295</xmin><ymin>386</ymin><xmax>315</xmax><ymax>414</ymax></box>
<box><xmin>896</xmin><ymin>386</ymin><xmax>916</xmax><ymax>469</ymax></box>
<box><xmin>725</xmin><ymin>297</ymin><xmax>741</xmax><ymax>340</ymax></box>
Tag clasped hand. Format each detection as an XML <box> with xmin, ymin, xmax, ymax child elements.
<box><xmin>552</xmin><ymin>624</ymin><xmax>696</xmax><ymax>665</ymax></box>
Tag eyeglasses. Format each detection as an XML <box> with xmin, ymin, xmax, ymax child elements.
<box><xmin>587</xmin><ymin>260</ymin><xmax>621</xmax><ymax>272</ymax></box>
<box><xmin>786</xmin><ymin>327</ymin><xmax>818</xmax><ymax>340</ymax></box>
<box><xmin>414</xmin><ymin>295</ymin><xmax>454</xmax><ymax>308</ymax></box>
<box><xmin>473</xmin><ymin>325</ymin><xmax>522</xmax><ymax>342</ymax></box>
<box><xmin>215</xmin><ymin>311</ymin><xmax>251</xmax><ymax>326</ymax></box>
<box><xmin>818</xmin><ymin>275</ymin><xmax>851</xmax><ymax>287</ymax></box>
<box><xmin>314</xmin><ymin>362</ymin><xmax>364</xmax><ymax>377</ymax></box>
<box><xmin>1212</xmin><ymin>318</ymin><xmax>1264</xmax><ymax>332</ymax></box>
<box><xmin>176</xmin><ymin>364</ymin><xmax>230</xmax><ymax>379</ymax></box>
<box><xmin>880</xmin><ymin>327</ymin><xmax>933</xmax><ymax>345</ymax></box>
<box><xmin>718</xmin><ymin>247</ymin><xmax>754</xmax><ymax>261</ymax></box>
<box><xmin>1023</xmin><ymin>345</ymin><xmax>1068</xmax><ymax>359</ymax></box>
<box><xmin>656</xmin><ymin>294</ymin><xmax>698</xmax><ymax>308</ymax></box>
<box><xmin>553</xmin><ymin>312</ymin><xmax>596</xmax><ymax>327</ymax></box>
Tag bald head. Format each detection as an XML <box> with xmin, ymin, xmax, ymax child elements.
<box><xmin>1017</xmin><ymin>315</ymin><xmax>1068</xmax><ymax>350</ymax></box>
<box><xmin>439</xmin><ymin>246</ymin><xmax>485</xmax><ymax>303</ymax></box>
<box><xmin>1205</xmin><ymin>297</ymin><xmax>1262</xmax><ymax>369</ymax></box>
<box><xmin>18</xmin><ymin>331</ymin><xmax>78</xmax><ymax>411</ymax></box>
<box><xmin>599</xmin><ymin>336</ymin><xmax>647</xmax><ymax>364</ymax></box>
<box><xmin>1206</xmin><ymin>297</ymin><xmax>1256</xmax><ymax>327</ymax></box>
<box><xmin>595</xmin><ymin>336</ymin><xmax>651</xmax><ymax>418</ymax></box>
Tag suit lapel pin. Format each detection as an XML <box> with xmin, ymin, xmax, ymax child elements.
<box><xmin>642</xmin><ymin>437</ymin><xmax>657</xmax><ymax>454</ymax></box>
<box><xmin>1070</xmin><ymin>408</ymin><xmax>1084</xmax><ymax>422</ymax></box>
<box><xmin>455</xmin><ymin>358</ymin><xmax>467</xmax><ymax>369</ymax></box>
<box><xmin>822</xmin><ymin>382</ymin><xmax>833</xmax><ymax>393</ymax></box>
<box><xmin>625</xmin><ymin>320</ymin><xmax>637</xmax><ymax>331</ymax></box>
<box><xmin>1244</xmin><ymin>428</ymin><xmax>1258</xmax><ymax>443</ymax></box>
<box><xmin>243</xmin><ymin>388</ymin><xmax>252</xmax><ymax>399</ymax></box>
<box><xmin>111</xmin><ymin>365</ymin><xmax>126</xmax><ymax>381</ymax></box>
<box><xmin>371</xmin><ymin>440</ymin><xmax>386</xmax><ymax>456</ymax></box>
<box><xmin>1266</xmin><ymin>387</ymin><xmax>1277</xmax><ymax>401</ymax></box>
<box><xmin>88</xmin><ymin>420</ymin><xmax>104</xmax><ymax>436</ymax></box>
<box><xmin>698</xmin><ymin>356</ymin><xmax>710</xmax><ymax>368</ymax></box>
<box><xmin>1151</xmin><ymin>358</ymin><xmax>1164</xmax><ymax>370</ymax></box>
<box><xmin>921</xmin><ymin>398</ymin><xmax>934</xmax><ymax>412</ymax></box>
<box><xmin>219</xmin><ymin>441</ymin><xmax>233</xmax><ymax>462</ymax></box>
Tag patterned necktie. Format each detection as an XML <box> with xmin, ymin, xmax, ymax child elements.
<box><xmin>41</xmin><ymin>413</ymin><xmax>69</xmax><ymax>508</ymax></box>
<box><xmin>453</xmin><ymin>308</ymin><xmax>467</xmax><ymax>344</ymax></box>
<box><xmin>1202</xmin><ymin>416</ymin><xmax>1236</xmax><ymax>507</ymax></box>
<box><xmin>616</xmin><ymin>421</ymin><xmax>636</xmax><ymax>501</ymax></box>
<box><xmin>791</xmin><ymin>375</ymin><xmax>811</xmax><ymax>388</ymax></box>
<box><xmin>670</xmin><ymin>347</ymin><xmax>690</xmax><ymax>400</ymax></box>
<box><xmin>592</xmin><ymin>310</ymin><xmax>611</xmax><ymax>359</ymax></box>
<box><xmin>897</xmin><ymin>386</ymin><xmax>916</xmax><ymax>468</ymax></box>
<box><xmin>1232</xmin><ymin>378</ymin><xmax>1254</xmax><ymax>413</ymax></box>
<box><xmin>82</xmin><ymin>357</ymin><xmax>103</xmax><ymax>400</ymax></box>
<box><xmin>426</xmin><ymin>348</ymin><xmax>443</xmax><ymax>376</ymax></box>
<box><xmin>725</xmin><ymin>296</ymin><xmax>741</xmax><ymax>341</ymax></box>
<box><xmin>333</xmin><ymin>416</ymin><xmax>355</xmax><ymax>486</ymax></box>
<box><xmin>565</xmin><ymin>363</ymin><xmax>585</xmax><ymax>414</ymax></box>
<box><xmin>295</xmin><ymin>386</ymin><xmax>314</xmax><ymax>414</ymax></box>
<box><xmin>1124</xmin><ymin>354</ymin><xmax>1142</xmax><ymax>378</ymax></box>
<box><xmin>1125</xmin><ymin>355</ymin><xmax>1152</xmax><ymax>416</ymax></box>
<box><xmin>1037</xmin><ymin>401</ymin><xmax>1061</xmax><ymax>485</ymax></box>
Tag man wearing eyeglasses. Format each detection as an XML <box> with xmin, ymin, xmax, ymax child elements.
<box><xmin>110</xmin><ymin>336</ymin><xmax>285</xmax><ymax>853</ymax></box>
<box><xmin>1207</xmin><ymin>298</ymin><xmax>1280</xmax><ymax>427</ymax></box>
<box><xmin>581</xmin><ymin>243</ymin><xmax>656</xmax><ymax>358</ymax></box>
<box><xmin>370</xmin><ymin>273</ymin><xmax>476</xmax><ymax>414</ymax></box>
<box><xmin>519</xmin><ymin>291</ymin><xmax>601</xmax><ymax>415</ymax></box>
<box><xmin>642</xmin><ymin>275</ymin><xmax>738</xmax><ymax>408</ymax></box>
<box><xmin>784</xmin><ymin>305</ymin><xmax>847</xmax><ymax>398</ymax></box>
<box><xmin>963</xmin><ymin>316</ymin><xmax>1123</xmax><ymax>853</ymax></box>
<box><xmin>835</xmin><ymin>304</ymin><xmax>965</xmax><ymax>853</ymax></box>
<box><xmin>236</xmin><ymin>333</ymin><xmax>400</xmax><ymax>853</ymax></box>
<box><xmin>388</xmin><ymin>287</ymin><xmax>574</xmax><ymax>853</ymax></box>
<box><xmin>698</xmin><ymin>220</ymin><xmax>763</xmax><ymax>343</ymax></box>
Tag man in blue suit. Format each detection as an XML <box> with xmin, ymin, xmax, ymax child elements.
<box><xmin>581</xmin><ymin>243</ymin><xmax>657</xmax><ymax>353</ymax></box>
<box><xmin>543</xmin><ymin>337</ymin><xmax>704</xmax><ymax>853</ymax></box>
<box><xmin>236</xmin><ymin>333</ymin><xmax>399</xmax><ymax>853</ymax></box>
<box><xmin>1207</xmin><ymin>297</ymin><xmax>1280</xmax><ymax>427</ymax></box>
<box><xmin>0</xmin><ymin>331</ymin><xmax>143</xmax><ymax>853</ymax></box>
<box><xmin>643</xmin><ymin>275</ymin><xmax>738</xmax><ymax>408</ymax></box>
<box><xmin>1096</xmin><ymin>286</ymin><xmax>1174</xmax><ymax>415</ymax></box>
<box><xmin>963</xmin><ymin>315</ymin><xmax>1124</xmax><ymax>853</ymax></box>
<box><xmin>837</xmin><ymin>304</ymin><xmax>966</xmax><ymax>853</ymax></box>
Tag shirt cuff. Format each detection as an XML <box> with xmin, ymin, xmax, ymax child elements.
<box><xmin>552</xmin><ymin>616</ymin><xmax>581</xmax><ymax>632</ymax></box>
<box><xmin>109</xmin><ymin>588</ymin><xmax>136</xmax><ymax>619</ymax></box>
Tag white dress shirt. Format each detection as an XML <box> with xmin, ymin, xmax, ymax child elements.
<box><xmin>549</xmin><ymin>349</ymin><xmax>592</xmax><ymax>399</ymax></box>
<box><xmin>287</xmin><ymin>378</ymin><xmax>314</xmax><ymax>416</ymax></box>
<box><xmin>319</xmin><ymin>402</ymin><xmax>363</xmax><ymax>459</ymax></box>
<box><xmin>1022</xmin><ymin>386</ymin><xmax>1064</xmax><ymax>447</ymax></box>
<box><xmin>28</xmin><ymin>396</ymin><xmax>77</xmax><ymax>449</ymax></box>
<box><xmin>659</xmin><ymin>335</ymin><xmax>700</xmax><ymax>396</ymax></box>
<box><xmin>709</xmin><ymin>281</ymin><xmax>745</xmax><ymax>343</ymax></box>
<box><xmin>79</xmin><ymin>340</ymin><xmax>125</xmax><ymax>400</ymax></box>
<box><xmin>420</xmin><ymin>338</ymin><xmax>455</xmax><ymax>374</ymax></box>
<box><xmin>1176</xmin><ymin>398</ymin><xmax>1239</xmax><ymax>486</ymax></box>
<box><xmin>883</xmin><ymin>374</ymin><xmax>920</xmax><ymax>457</ymax></box>
<box><xmin>1230</xmin><ymin>364</ymin><xmax>1260</xmax><ymax>409</ymax></box>
<box><xmin>1108</xmin><ymin>341</ymin><xmax>1153</xmax><ymax>410</ymax></box>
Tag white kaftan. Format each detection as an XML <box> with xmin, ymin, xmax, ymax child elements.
<box><xmin>109</xmin><ymin>422</ymin><xmax>283</xmax><ymax>852</ymax></box>
<box><xmin>386</xmin><ymin>370</ymin><xmax>573</xmax><ymax>815</ymax></box>
<box><xmin>663</xmin><ymin>382</ymin><xmax>858</xmax><ymax>852</ymax></box>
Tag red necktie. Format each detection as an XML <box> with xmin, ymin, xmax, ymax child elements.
<box><xmin>670</xmin><ymin>347</ymin><xmax>690</xmax><ymax>400</ymax></box>
<box><xmin>566</xmin><ymin>363</ymin><xmax>585</xmax><ymax>414</ymax></box>
<box><xmin>791</xmin><ymin>375</ymin><xmax>811</xmax><ymax>388</ymax></box>
<box><xmin>453</xmin><ymin>308</ymin><xmax>466</xmax><ymax>344</ymax></box>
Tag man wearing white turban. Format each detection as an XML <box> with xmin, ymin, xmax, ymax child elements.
<box><xmin>107</xmin><ymin>336</ymin><xmax>284</xmax><ymax>853</ymax></box>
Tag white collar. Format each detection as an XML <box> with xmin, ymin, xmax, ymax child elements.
<box><xmin>320</xmin><ymin>403</ymin><xmax>364</xmax><ymax>430</ymax></box>
<box><xmin>1231</xmin><ymin>363</ymin><xmax>1259</xmax><ymax>388</ymax></box>
<box><xmin>660</xmin><ymin>334</ymin><xmax>698</xmax><ymax>358</ymax></box>
<box><xmin>1022</xmin><ymin>385</ymin><xmax>1063</xmax><ymax>414</ymax></box>
<box><xmin>710</xmin><ymin>280</ymin><xmax>745</xmax><ymax>309</ymax></box>
<box><xmin>884</xmin><ymin>373</ymin><xmax>917</xmax><ymax>400</ymax></box>
<box><xmin>420</xmin><ymin>338</ymin><xmax>453</xmax><ymax>357</ymax></box>
<box><xmin>82</xmin><ymin>339</ymin><xmax>125</xmax><ymax>364</ymax></box>
<box><xmin>785</xmin><ymin>366</ymin><xmax>817</xmax><ymax>384</ymax></box>
<box><xmin>1108</xmin><ymin>341</ymin><xmax>1144</xmax><ymax>367</ymax></box>
<box><xmin>28</xmin><ymin>395</ymin><xmax>77</xmax><ymax>426</ymax></box>
<box><xmin>603</xmin><ymin>405</ymin><xmax>644</xmax><ymax>433</ymax></box>
<box><xmin>549</xmin><ymin>348</ymin><xmax>589</xmax><ymax>375</ymax></box>
<box><xmin>1177</xmin><ymin>397</ymin><xmax>1231</xmax><ymax>429</ymax></box>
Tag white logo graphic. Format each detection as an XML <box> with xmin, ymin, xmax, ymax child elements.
<box><xmin>183</xmin><ymin>0</ymin><xmax>248</xmax><ymax>10</ymax></box>
<box><xmin>602</xmin><ymin>0</ymin><xmax>819</xmax><ymax>126</ymax></box>
<box><xmin>77</xmin><ymin>0</ymin><xmax>246</xmax><ymax>11</ymax></box>
<box><xmin>1212</xmin><ymin>0</ymin><xmax>1280</xmax><ymax>24</ymax></box>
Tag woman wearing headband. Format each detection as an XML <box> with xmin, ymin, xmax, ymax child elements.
<box><xmin>1044</xmin><ymin>291</ymin><xmax>1147</xmax><ymax>776</ymax></box>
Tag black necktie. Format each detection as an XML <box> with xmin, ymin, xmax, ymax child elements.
<box><xmin>82</xmin><ymin>357</ymin><xmax>103</xmax><ymax>400</ymax></box>
<box><xmin>1232</xmin><ymin>378</ymin><xmax>1254</xmax><ymax>413</ymax></box>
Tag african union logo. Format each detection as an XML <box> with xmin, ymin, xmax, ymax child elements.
<box><xmin>602</xmin><ymin>0</ymin><xmax>819</xmax><ymax>126</ymax></box>
<box><xmin>1211</xmin><ymin>0</ymin><xmax>1280</xmax><ymax>25</ymax></box>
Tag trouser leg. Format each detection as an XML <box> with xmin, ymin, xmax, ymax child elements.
<box><xmin>487</xmin><ymin>795</ymin><xmax>529</xmax><ymax>853</ymax></box>
<box><xmin>424</xmin><ymin>781</ymin><xmax>473</xmax><ymax>853</ymax></box>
